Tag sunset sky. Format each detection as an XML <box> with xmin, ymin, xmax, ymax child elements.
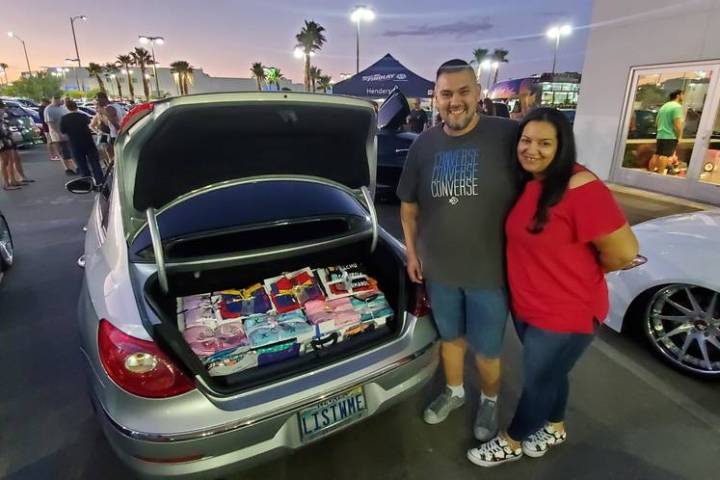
<box><xmin>2</xmin><ymin>0</ymin><xmax>593</xmax><ymax>84</ymax></box>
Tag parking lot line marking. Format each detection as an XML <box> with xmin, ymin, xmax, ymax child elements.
<box><xmin>591</xmin><ymin>337</ymin><xmax>720</xmax><ymax>435</ymax></box>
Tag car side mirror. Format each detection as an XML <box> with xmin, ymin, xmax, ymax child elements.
<box><xmin>65</xmin><ymin>176</ymin><xmax>98</xmax><ymax>194</ymax></box>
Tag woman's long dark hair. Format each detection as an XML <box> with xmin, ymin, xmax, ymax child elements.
<box><xmin>515</xmin><ymin>107</ymin><xmax>577</xmax><ymax>234</ymax></box>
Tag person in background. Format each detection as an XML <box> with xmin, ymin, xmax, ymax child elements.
<box><xmin>44</xmin><ymin>96</ymin><xmax>76</xmax><ymax>175</ymax></box>
<box><xmin>467</xmin><ymin>107</ymin><xmax>639</xmax><ymax>467</ymax></box>
<box><xmin>95</xmin><ymin>92</ymin><xmax>125</xmax><ymax>161</ymax></box>
<box><xmin>61</xmin><ymin>100</ymin><xmax>104</xmax><ymax>185</ymax></box>
<box><xmin>0</xmin><ymin>100</ymin><xmax>34</xmax><ymax>191</ymax></box>
<box><xmin>406</xmin><ymin>98</ymin><xmax>429</xmax><ymax>133</ymax></box>
<box><xmin>37</xmin><ymin>98</ymin><xmax>57</xmax><ymax>160</ymax></box>
<box><xmin>397</xmin><ymin>59</ymin><xmax>519</xmax><ymax>444</ymax></box>
<box><xmin>648</xmin><ymin>89</ymin><xmax>684</xmax><ymax>175</ymax></box>
<box><xmin>510</xmin><ymin>102</ymin><xmax>523</xmax><ymax>121</ymax></box>
<box><xmin>483</xmin><ymin>98</ymin><xmax>496</xmax><ymax>116</ymax></box>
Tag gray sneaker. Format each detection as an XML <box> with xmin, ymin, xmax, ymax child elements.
<box><xmin>474</xmin><ymin>398</ymin><xmax>499</xmax><ymax>441</ymax></box>
<box><xmin>423</xmin><ymin>387</ymin><xmax>465</xmax><ymax>424</ymax></box>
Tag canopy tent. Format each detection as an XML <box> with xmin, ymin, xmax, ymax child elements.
<box><xmin>332</xmin><ymin>54</ymin><xmax>435</xmax><ymax>99</ymax></box>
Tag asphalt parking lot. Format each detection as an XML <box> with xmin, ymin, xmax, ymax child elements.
<box><xmin>0</xmin><ymin>147</ymin><xmax>718</xmax><ymax>480</ymax></box>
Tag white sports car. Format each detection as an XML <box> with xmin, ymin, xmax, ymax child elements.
<box><xmin>606</xmin><ymin>210</ymin><xmax>720</xmax><ymax>378</ymax></box>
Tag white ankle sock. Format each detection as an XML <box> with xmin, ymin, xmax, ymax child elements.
<box><xmin>481</xmin><ymin>392</ymin><xmax>498</xmax><ymax>403</ymax></box>
<box><xmin>448</xmin><ymin>384</ymin><xmax>465</xmax><ymax>398</ymax></box>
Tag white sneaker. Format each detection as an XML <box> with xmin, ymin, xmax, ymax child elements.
<box><xmin>522</xmin><ymin>424</ymin><xmax>567</xmax><ymax>458</ymax></box>
<box><xmin>466</xmin><ymin>435</ymin><xmax>523</xmax><ymax>467</ymax></box>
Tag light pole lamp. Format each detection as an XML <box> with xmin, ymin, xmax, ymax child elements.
<box><xmin>7</xmin><ymin>32</ymin><xmax>32</xmax><ymax>77</ymax></box>
<box><xmin>139</xmin><ymin>35</ymin><xmax>164</xmax><ymax>98</ymax></box>
<box><xmin>70</xmin><ymin>15</ymin><xmax>87</xmax><ymax>90</ymax></box>
<box><xmin>294</xmin><ymin>47</ymin><xmax>316</xmax><ymax>91</ymax></box>
<box><xmin>351</xmin><ymin>6</ymin><xmax>375</xmax><ymax>74</ymax></box>
<box><xmin>546</xmin><ymin>24</ymin><xmax>572</xmax><ymax>78</ymax></box>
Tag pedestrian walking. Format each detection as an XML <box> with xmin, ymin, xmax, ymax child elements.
<box><xmin>397</xmin><ymin>59</ymin><xmax>519</xmax><ymax>442</ymax></box>
<box><xmin>466</xmin><ymin>107</ymin><xmax>639</xmax><ymax>467</ymax></box>
<box><xmin>0</xmin><ymin>100</ymin><xmax>34</xmax><ymax>191</ymax></box>
<box><xmin>44</xmin><ymin>96</ymin><xmax>77</xmax><ymax>175</ymax></box>
<box><xmin>61</xmin><ymin>100</ymin><xmax>104</xmax><ymax>185</ymax></box>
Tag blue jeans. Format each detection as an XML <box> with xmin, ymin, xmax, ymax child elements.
<box><xmin>507</xmin><ymin>319</ymin><xmax>595</xmax><ymax>441</ymax></box>
<box><xmin>70</xmin><ymin>142</ymin><xmax>104</xmax><ymax>184</ymax></box>
<box><xmin>425</xmin><ymin>280</ymin><xmax>509</xmax><ymax>358</ymax></box>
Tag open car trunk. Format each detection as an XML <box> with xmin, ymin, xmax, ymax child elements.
<box><xmin>143</xmin><ymin>235</ymin><xmax>406</xmax><ymax>396</ymax></box>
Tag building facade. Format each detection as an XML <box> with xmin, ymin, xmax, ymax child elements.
<box><xmin>42</xmin><ymin>66</ymin><xmax>304</xmax><ymax>98</ymax></box>
<box><xmin>574</xmin><ymin>0</ymin><xmax>720</xmax><ymax>205</ymax></box>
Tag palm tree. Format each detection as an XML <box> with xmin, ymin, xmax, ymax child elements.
<box><xmin>105</xmin><ymin>63</ymin><xmax>123</xmax><ymax>99</ymax></box>
<box><xmin>131</xmin><ymin>47</ymin><xmax>154</xmax><ymax>100</ymax></box>
<box><xmin>471</xmin><ymin>48</ymin><xmax>490</xmax><ymax>82</ymax></box>
<box><xmin>264</xmin><ymin>67</ymin><xmax>284</xmax><ymax>91</ymax></box>
<box><xmin>317</xmin><ymin>75</ymin><xmax>332</xmax><ymax>93</ymax></box>
<box><xmin>491</xmin><ymin>49</ymin><xmax>509</xmax><ymax>86</ymax></box>
<box><xmin>0</xmin><ymin>63</ymin><xmax>8</xmax><ymax>85</ymax></box>
<box><xmin>251</xmin><ymin>62</ymin><xmax>266</xmax><ymax>91</ymax></box>
<box><xmin>295</xmin><ymin>20</ymin><xmax>326</xmax><ymax>92</ymax></box>
<box><xmin>309</xmin><ymin>66</ymin><xmax>322</xmax><ymax>93</ymax></box>
<box><xmin>170</xmin><ymin>61</ymin><xmax>193</xmax><ymax>95</ymax></box>
<box><xmin>116</xmin><ymin>55</ymin><xmax>135</xmax><ymax>101</ymax></box>
<box><xmin>86</xmin><ymin>63</ymin><xmax>107</xmax><ymax>93</ymax></box>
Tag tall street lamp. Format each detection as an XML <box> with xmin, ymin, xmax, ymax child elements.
<box><xmin>70</xmin><ymin>15</ymin><xmax>87</xmax><ymax>90</ymax></box>
<box><xmin>294</xmin><ymin>47</ymin><xmax>316</xmax><ymax>91</ymax></box>
<box><xmin>7</xmin><ymin>32</ymin><xmax>32</xmax><ymax>77</ymax></box>
<box><xmin>480</xmin><ymin>59</ymin><xmax>499</xmax><ymax>95</ymax></box>
<box><xmin>546</xmin><ymin>24</ymin><xmax>572</xmax><ymax>78</ymax></box>
<box><xmin>351</xmin><ymin>6</ymin><xmax>375</xmax><ymax>74</ymax></box>
<box><xmin>139</xmin><ymin>35</ymin><xmax>164</xmax><ymax>98</ymax></box>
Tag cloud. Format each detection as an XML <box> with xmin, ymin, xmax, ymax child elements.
<box><xmin>383</xmin><ymin>19</ymin><xmax>493</xmax><ymax>38</ymax></box>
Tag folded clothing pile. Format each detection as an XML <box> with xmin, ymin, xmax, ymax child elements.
<box><xmin>176</xmin><ymin>264</ymin><xmax>393</xmax><ymax>377</ymax></box>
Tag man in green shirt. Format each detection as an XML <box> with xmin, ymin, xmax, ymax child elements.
<box><xmin>649</xmin><ymin>89</ymin><xmax>684</xmax><ymax>174</ymax></box>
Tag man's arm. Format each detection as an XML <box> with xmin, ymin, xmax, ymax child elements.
<box><xmin>400</xmin><ymin>201</ymin><xmax>423</xmax><ymax>283</ymax></box>
<box><xmin>673</xmin><ymin>116</ymin><xmax>683</xmax><ymax>139</ymax></box>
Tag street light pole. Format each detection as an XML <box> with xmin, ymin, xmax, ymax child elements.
<box><xmin>139</xmin><ymin>35</ymin><xmax>164</xmax><ymax>98</ymax></box>
<box><xmin>547</xmin><ymin>24</ymin><xmax>572</xmax><ymax>78</ymax></box>
<box><xmin>7</xmin><ymin>33</ymin><xmax>32</xmax><ymax>77</ymax></box>
<box><xmin>351</xmin><ymin>6</ymin><xmax>375</xmax><ymax>75</ymax></box>
<box><xmin>70</xmin><ymin>15</ymin><xmax>87</xmax><ymax>91</ymax></box>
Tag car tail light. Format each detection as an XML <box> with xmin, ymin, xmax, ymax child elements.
<box><xmin>411</xmin><ymin>283</ymin><xmax>432</xmax><ymax>317</ymax></box>
<box><xmin>119</xmin><ymin>102</ymin><xmax>155</xmax><ymax>133</ymax></box>
<box><xmin>98</xmin><ymin>319</ymin><xmax>195</xmax><ymax>398</ymax></box>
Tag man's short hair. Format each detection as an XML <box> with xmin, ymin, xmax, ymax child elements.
<box><xmin>669</xmin><ymin>89</ymin><xmax>683</xmax><ymax>100</ymax></box>
<box><xmin>65</xmin><ymin>99</ymin><xmax>78</xmax><ymax>111</ymax></box>
<box><xmin>96</xmin><ymin>91</ymin><xmax>109</xmax><ymax>101</ymax></box>
<box><xmin>436</xmin><ymin>59</ymin><xmax>476</xmax><ymax>81</ymax></box>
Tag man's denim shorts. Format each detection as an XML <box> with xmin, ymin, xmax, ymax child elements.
<box><xmin>425</xmin><ymin>280</ymin><xmax>509</xmax><ymax>358</ymax></box>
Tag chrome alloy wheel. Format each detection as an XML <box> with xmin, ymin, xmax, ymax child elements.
<box><xmin>645</xmin><ymin>284</ymin><xmax>720</xmax><ymax>377</ymax></box>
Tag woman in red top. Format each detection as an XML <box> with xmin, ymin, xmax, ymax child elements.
<box><xmin>467</xmin><ymin>108</ymin><xmax>639</xmax><ymax>467</ymax></box>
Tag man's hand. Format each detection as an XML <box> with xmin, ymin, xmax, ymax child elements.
<box><xmin>407</xmin><ymin>253</ymin><xmax>424</xmax><ymax>284</ymax></box>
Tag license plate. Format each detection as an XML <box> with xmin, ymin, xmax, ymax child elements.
<box><xmin>298</xmin><ymin>386</ymin><xmax>367</xmax><ymax>441</ymax></box>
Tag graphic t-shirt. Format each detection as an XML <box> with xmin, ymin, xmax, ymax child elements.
<box><xmin>396</xmin><ymin>117</ymin><xmax>519</xmax><ymax>288</ymax></box>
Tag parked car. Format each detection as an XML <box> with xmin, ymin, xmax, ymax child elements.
<box><xmin>2</xmin><ymin>106</ymin><xmax>42</xmax><ymax>147</ymax></box>
<box><xmin>1</xmin><ymin>97</ymin><xmax>39</xmax><ymax>109</ymax></box>
<box><xmin>0</xmin><ymin>210</ymin><xmax>13</xmax><ymax>285</ymax></box>
<box><xmin>65</xmin><ymin>92</ymin><xmax>438</xmax><ymax>479</ymax></box>
<box><xmin>376</xmin><ymin>88</ymin><xmax>418</xmax><ymax>193</ymax></box>
<box><xmin>605</xmin><ymin>210</ymin><xmax>720</xmax><ymax>378</ymax></box>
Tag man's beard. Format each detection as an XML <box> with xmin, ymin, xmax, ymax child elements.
<box><xmin>443</xmin><ymin>107</ymin><xmax>475</xmax><ymax>131</ymax></box>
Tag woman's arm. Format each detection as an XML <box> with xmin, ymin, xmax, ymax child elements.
<box><xmin>592</xmin><ymin>224</ymin><xmax>639</xmax><ymax>272</ymax></box>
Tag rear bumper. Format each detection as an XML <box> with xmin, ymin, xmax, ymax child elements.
<box><xmin>93</xmin><ymin>342</ymin><xmax>438</xmax><ymax>479</ymax></box>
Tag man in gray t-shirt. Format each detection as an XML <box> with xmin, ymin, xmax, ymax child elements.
<box><xmin>397</xmin><ymin>59</ymin><xmax>518</xmax><ymax>441</ymax></box>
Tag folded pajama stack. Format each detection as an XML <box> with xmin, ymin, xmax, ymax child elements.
<box><xmin>176</xmin><ymin>264</ymin><xmax>394</xmax><ymax>376</ymax></box>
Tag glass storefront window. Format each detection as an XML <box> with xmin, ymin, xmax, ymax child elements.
<box><xmin>621</xmin><ymin>70</ymin><xmax>711</xmax><ymax>177</ymax></box>
<box><xmin>700</xmin><ymin>95</ymin><xmax>720</xmax><ymax>185</ymax></box>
